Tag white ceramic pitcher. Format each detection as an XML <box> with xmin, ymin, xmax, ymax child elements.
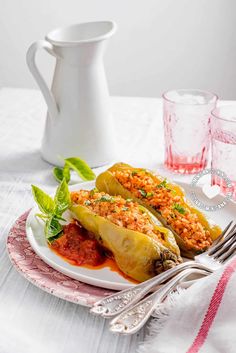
<box><xmin>26</xmin><ymin>21</ymin><xmax>117</xmax><ymax>167</ymax></box>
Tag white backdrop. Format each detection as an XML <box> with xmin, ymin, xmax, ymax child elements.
<box><xmin>0</xmin><ymin>0</ymin><xmax>236</xmax><ymax>99</ymax></box>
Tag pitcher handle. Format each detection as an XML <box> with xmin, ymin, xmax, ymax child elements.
<box><xmin>26</xmin><ymin>40</ymin><xmax>59</xmax><ymax>119</ymax></box>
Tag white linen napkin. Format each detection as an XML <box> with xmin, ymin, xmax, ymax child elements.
<box><xmin>138</xmin><ymin>257</ymin><xmax>236</xmax><ymax>353</ymax></box>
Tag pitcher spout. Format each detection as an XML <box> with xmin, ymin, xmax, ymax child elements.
<box><xmin>45</xmin><ymin>21</ymin><xmax>117</xmax><ymax>66</ymax></box>
<box><xmin>46</xmin><ymin>21</ymin><xmax>117</xmax><ymax>46</ymax></box>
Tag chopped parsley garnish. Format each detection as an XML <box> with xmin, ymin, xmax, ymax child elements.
<box><xmin>157</xmin><ymin>179</ymin><xmax>168</xmax><ymax>188</ymax></box>
<box><xmin>146</xmin><ymin>192</ymin><xmax>154</xmax><ymax>198</ymax></box>
<box><xmin>96</xmin><ymin>195</ymin><xmax>115</xmax><ymax>203</ymax></box>
<box><xmin>131</xmin><ymin>170</ymin><xmax>138</xmax><ymax>176</ymax></box>
<box><xmin>139</xmin><ymin>189</ymin><xmax>154</xmax><ymax>198</ymax></box>
<box><xmin>139</xmin><ymin>189</ymin><xmax>147</xmax><ymax>197</ymax></box>
<box><xmin>173</xmin><ymin>203</ymin><xmax>186</xmax><ymax>214</ymax></box>
<box><xmin>157</xmin><ymin>178</ymin><xmax>172</xmax><ymax>191</ymax></box>
<box><xmin>84</xmin><ymin>200</ymin><xmax>91</xmax><ymax>206</ymax></box>
<box><xmin>90</xmin><ymin>188</ymin><xmax>98</xmax><ymax>196</ymax></box>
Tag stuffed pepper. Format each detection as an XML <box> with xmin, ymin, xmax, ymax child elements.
<box><xmin>96</xmin><ymin>163</ymin><xmax>222</xmax><ymax>258</ymax></box>
<box><xmin>70</xmin><ymin>189</ymin><xmax>182</xmax><ymax>282</ymax></box>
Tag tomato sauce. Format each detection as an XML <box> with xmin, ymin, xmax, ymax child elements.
<box><xmin>50</xmin><ymin>222</ymin><xmax>137</xmax><ymax>283</ymax></box>
<box><xmin>50</xmin><ymin>223</ymin><xmax>105</xmax><ymax>266</ymax></box>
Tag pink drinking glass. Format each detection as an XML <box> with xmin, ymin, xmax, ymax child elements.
<box><xmin>163</xmin><ymin>89</ymin><xmax>218</xmax><ymax>174</ymax></box>
<box><xmin>211</xmin><ymin>105</ymin><xmax>236</xmax><ymax>199</ymax></box>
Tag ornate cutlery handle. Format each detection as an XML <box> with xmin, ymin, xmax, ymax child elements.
<box><xmin>90</xmin><ymin>261</ymin><xmax>211</xmax><ymax>318</ymax></box>
<box><xmin>109</xmin><ymin>268</ymin><xmax>209</xmax><ymax>334</ymax></box>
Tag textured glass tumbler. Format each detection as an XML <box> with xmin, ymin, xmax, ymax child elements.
<box><xmin>163</xmin><ymin>89</ymin><xmax>218</xmax><ymax>174</ymax></box>
<box><xmin>211</xmin><ymin>105</ymin><xmax>236</xmax><ymax>199</ymax></box>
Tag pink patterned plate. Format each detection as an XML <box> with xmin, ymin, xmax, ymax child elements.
<box><xmin>6</xmin><ymin>211</ymin><xmax>115</xmax><ymax>307</ymax></box>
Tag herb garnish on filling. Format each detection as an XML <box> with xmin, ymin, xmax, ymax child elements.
<box><xmin>96</xmin><ymin>195</ymin><xmax>115</xmax><ymax>203</ymax></box>
<box><xmin>146</xmin><ymin>192</ymin><xmax>154</xmax><ymax>197</ymax></box>
<box><xmin>84</xmin><ymin>200</ymin><xmax>91</xmax><ymax>206</ymax></box>
<box><xmin>173</xmin><ymin>203</ymin><xmax>186</xmax><ymax>214</ymax></box>
<box><xmin>139</xmin><ymin>189</ymin><xmax>147</xmax><ymax>197</ymax></box>
<box><xmin>90</xmin><ymin>188</ymin><xmax>98</xmax><ymax>196</ymax></box>
<box><xmin>131</xmin><ymin>170</ymin><xmax>138</xmax><ymax>176</ymax></box>
<box><xmin>157</xmin><ymin>179</ymin><xmax>168</xmax><ymax>189</ymax></box>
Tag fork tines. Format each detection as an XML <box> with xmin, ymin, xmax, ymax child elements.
<box><xmin>208</xmin><ymin>221</ymin><xmax>236</xmax><ymax>263</ymax></box>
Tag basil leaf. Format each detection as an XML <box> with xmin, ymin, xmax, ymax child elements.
<box><xmin>54</xmin><ymin>178</ymin><xmax>71</xmax><ymax>215</ymax></box>
<box><xmin>35</xmin><ymin>213</ymin><xmax>49</xmax><ymax>221</ymax></box>
<box><xmin>31</xmin><ymin>185</ymin><xmax>55</xmax><ymax>215</ymax></box>
<box><xmin>45</xmin><ymin>215</ymin><xmax>63</xmax><ymax>241</ymax></box>
<box><xmin>53</xmin><ymin>167</ymin><xmax>64</xmax><ymax>183</ymax></box>
<box><xmin>53</xmin><ymin>214</ymin><xmax>67</xmax><ymax>222</ymax></box>
<box><xmin>65</xmin><ymin>157</ymin><xmax>96</xmax><ymax>181</ymax></box>
<box><xmin>63</xmin><ymin>164</ymin><xmax>71</xmax><ymax>183</ymax></box>
<box><xmin>32</xmin><ymin>180</ymin><xmax>70</xmax><ymax>244</ymax></box>
<box><xmin>47</xmin><ymin>233</ymin><xmax>64</xmax><ymax>244</ymax></box>
<box><xmin>53</xmin><ymin>164</ymin><xmax>70</xmax><ymax>183</ymax></box>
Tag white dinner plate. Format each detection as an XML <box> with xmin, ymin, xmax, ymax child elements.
<box><xmin>26</xmin><ymin>181</ymin><xmax>236</xmax><ymax>291</ymax></box>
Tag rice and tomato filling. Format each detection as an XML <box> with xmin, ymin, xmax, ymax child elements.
<box><xmin>112</xmin><ymin>169</ymin><xmax>212</xmax><ymax>251</ymax></box>
<box><xmin>71</xmin><ymin>190</ymin><xmax>168</xmax><ymax>243</ymax></box>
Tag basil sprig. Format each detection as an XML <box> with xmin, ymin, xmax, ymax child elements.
<box><xmin>32</xmin><ymin>179</ymin><xmax>71</xmax><ymax>243</ymax></box>
<box><xmin>53</xmin><ymin>164</ymin><xmax>70</xmax><ymax>183</ymax></box>
<box><xmin>53</xmin><ymin>157</ymin><xmax>96</xmax><ymax>184</ymax></box>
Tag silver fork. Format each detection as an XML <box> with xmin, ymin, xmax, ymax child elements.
<box><xmin>91</xmin><ymin>221</ymin><xmax>236</xmax><ymax>320</ymax></box>
<box><xmin>109</xmin><ymin>267</ymin><xmax>209</xmax><ymax>334</ymax></box>
<box><xmin>108</xmin><ymin>222</ymin><xmax>236</xmax><ymax>334</ymax></box>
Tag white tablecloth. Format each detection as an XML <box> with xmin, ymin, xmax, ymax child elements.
<box><xmin>0</xmin><ymin>88</ymin><xmax>230</xmax><ymax>353</ymax></box>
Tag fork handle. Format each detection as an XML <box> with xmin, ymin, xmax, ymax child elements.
<box><xmin>91</xmin><ymin>261</ymin><xmax>212</xmax><ymax>318</ymax></box>
<box><xmin>109</xmin><ymin>268</ymin><xmax>209</xmax><ymax>334</ymax></box>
